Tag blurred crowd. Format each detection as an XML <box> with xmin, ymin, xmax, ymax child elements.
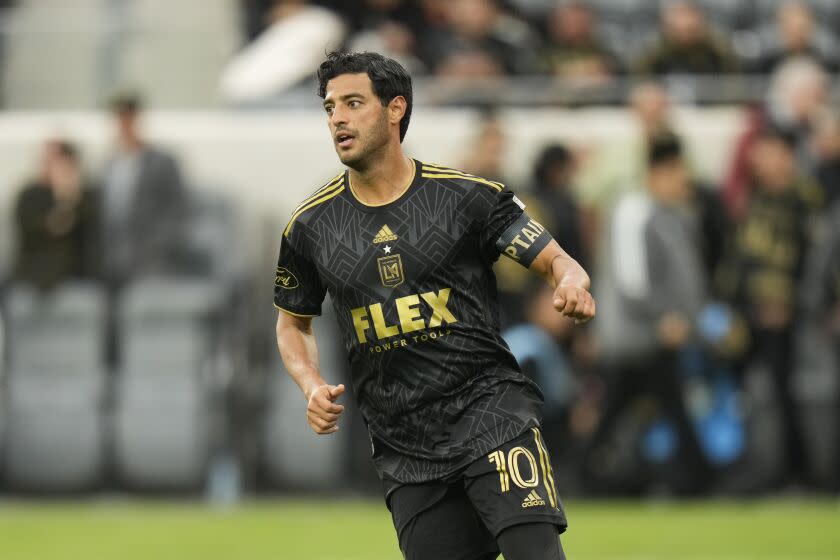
<box><xmin>222</xmin><ymin>0</ymin><xmax>840</xmax><ymax>102</ymax></box>
<box><xmin>473</xmin><ymin>71</ymin><xmax>840</xmax><ymax>495</ymax></box>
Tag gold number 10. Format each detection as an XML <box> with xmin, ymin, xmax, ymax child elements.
<box><xmin>488</xmin><ymin>446</ymin><xmax>540</xmax><ymax>492</ymax></box>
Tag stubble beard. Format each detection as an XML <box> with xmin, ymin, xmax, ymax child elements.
<box><xmin>338</xmin><ymin>114</ymin><xmax>390</xmax><ymax>172</ymax></box>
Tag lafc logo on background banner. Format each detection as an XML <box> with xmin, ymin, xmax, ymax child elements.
<box><xmin>275</xmin><ymin>267</ymin><xmax>299</xmax><ymax>289</ymax></box>
<box><xmin>378</xmin><ymin>255</ymin><xmax>404</xmax><ymax>288</ymax></box>
<box><xmin>373</xmin><ymin>224</ymin><xmax>398</xmax><ymax>243</ymax></box>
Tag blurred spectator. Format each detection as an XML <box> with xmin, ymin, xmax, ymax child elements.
<box><xmin>541</xmin><ymin>1</ymin><xmax>621</xmax><ymax>84</ymax></box>
<box><xmin>348</xmin><ymin>21</ymin><xmax>427</xmax><ymax>75</ymax></box>
<box><xmin>717</xmin><ymin>129</ymin><xmax>822</xmax><ymax>485</ymax></box>
<box><xmin>811</xmin><ymin>112</ymin><xmax>840</xmax><ymax>209</ymax></box>
<box><xmin>13</xmin><ymin>139</ymin><xmax>100</xmax><ymax>290</ymax></box>
<box><xmin>586</xmin><ymin>135</ymin><xmax>711</xmax><ymax>493</ymax></box>
<box><xmin>754</xmin><ymin>1</ymin><xmax>838</xmax><ymax>75</ymax></box>
<box><xmin>799</xmin><ymin>202</ymin><xmax>840</xmax><ymax>489</ymax></box>
<box><xmin>723</xmin><ymin>58</ymin><xmax>828</xmax><ymax>218</ymax></box>
<box><xmin>423</xmin><ymin>0</ymin><xmax>540</xmax><ymax>76</ymax></box>
<box><xmin>327</xmin><ymin>0</ymin><xmax>425</xmax><ymax>34</ymax></box>
<box><xmin>575</xmin><ymin>83</ymin><xmax>680</xmax><ymax>245</ymax></box>
<box><xmin>636</xmin><ymin>1</ymin><xmax>738</xmax><ymax>76</ymax></box>
<box><xmin>459</xmin><ymin>110</ymin><xmax>509</xmax><ymax>183</ymax></box>
<box><xmin>100</xmin><ymin>94</ymin><xmax>187</xmax><ymax>286</ymax></box>
<box><xmin>222</xmin><ymin>0</ymin><xmax>346</xmax><ymax>102</ymax></box>
<box><xmin>530</xmin><ymin>143</ymin><xmax>587</xmax><ymax>269</ymax></box>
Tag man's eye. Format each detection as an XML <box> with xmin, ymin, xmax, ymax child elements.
<box><xmin>325</xmin><ymin>106</ymin><xmax>334</xmax><ymax>115</ymax></box>
<box><xmin>349</xmin><ymin>100</ymin><xmax>360</xmax><ymax>108</ymax></box>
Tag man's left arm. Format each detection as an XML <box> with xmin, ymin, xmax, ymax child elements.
<box><xmin>530</xmin><ymin>240</ymin><xmax>596</xmax><ymax>323</ymax></box>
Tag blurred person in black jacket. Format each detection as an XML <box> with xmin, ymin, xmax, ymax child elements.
<box><xmin>717</xmin><ymin>128</ymin><xmax>823</xmax><ymax>485</ymax></box>
<box><xmin>811</xmin><ymin>112</ymin><xmax>840</xmax><ymax>209</ymax></box>
<box><xmin>14</xmin><ymin>139</ymin><xmax>100</xmax><ymax>290</ymax></box>
<box><xmin>100</xmin><ymin>93</ymin><xmax>188</xmax><ymax>286</ymax></box>
<box><xmin>753</xmin><ymin>1</ymin><xmax>838</xmax><ymax>75</ymax></box>
<box><xmin>423</xmin><ymin>0</ymin><xmax>540</xmax><ymax>76</ymax></box>
<box><xmin>636</xmin><ymin>1</ymin><xmax>738</xmax><ymax>76</ymax></box>
<box><xmin>531</xmin><ymin>143</ymin><xmax>587</xmax><ymax>271</ymax></box>
<box><xmin>541</xmin><ymin>1</ymin><xmax>621</xmax><ymax>85</ymax></box>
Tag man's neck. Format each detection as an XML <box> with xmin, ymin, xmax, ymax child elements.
<box><xmin>348</xmin><ymin>147</ymin><xmax>414</xmax><ymax>206</ymax></box>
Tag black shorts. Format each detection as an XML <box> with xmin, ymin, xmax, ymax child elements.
<box><xmin>387</xmin><ymin>427</ymin><xmax>567</xmax><ymax>559</ymax></box>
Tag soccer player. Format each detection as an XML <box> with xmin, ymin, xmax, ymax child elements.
<box><xmin>274</xmin><ymin>51</ymin><xmax>595</xmax><ymax>560</ymax></box>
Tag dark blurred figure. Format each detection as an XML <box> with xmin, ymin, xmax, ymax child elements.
<box><xmin>100</xmin><ymin>93</ymin><xmax>188</xmax><ymax>286</ymax></box>
<box><xmin>636</xmin><ymin>1</ymin><xmax>737</xmax><ymax>76</ymax></box>
<box><xmin>587</xmin><ymin>136</ymin><xmax>712</xmax><ymax>494</ymax></box>
<box><xmin>754</xmin><ymin>1</ymin><xmax>838</xmax><ymax>75</ymax></box>
<box><xmin>14</xmin><ymin>139</ymin><xmax>100</xmax><ymax>290</ymax></box>
<box><xmin>799</xmin><ymin>202</ymin><xmax>840</xmax><ymax>490</ymax></box>
<box><xmin>811</xmin><ymin>112</ymin><xmax>840</xmax><ymax>209</ymax></box>
<box><xmin>424</xmin><ymin>0</ymin><xmax>539</xmax><ymax>76</ymax></box>
<box><xmin>717</xmin><ymin>129</ymin><xmax>823</xmax><ymax>485</ymax></box>
<box><xmin>541</xmin><ymin>1</ymin><xmax>621</xmax><ymax>84</ymax></box>
<box><xmin>531</xmin><ymin>144</ymin><xmax>586</xmax><ymax>269</ymax></box>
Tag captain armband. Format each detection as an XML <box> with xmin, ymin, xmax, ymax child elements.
<box><xmin>495</xmin><ymin>213</ymin><xmax>552</xmax><ymax>267</ymax></box>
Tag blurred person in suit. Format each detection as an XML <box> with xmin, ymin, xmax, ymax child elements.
<box><xmin>100</xmin><ymin>93</ymin><xmax>188</xmax><ymax>287</ymax></box>
<box><xmin>13</xmin><ymin>139</ymin><xmax>100</xmax><ymax>290</ymax></box>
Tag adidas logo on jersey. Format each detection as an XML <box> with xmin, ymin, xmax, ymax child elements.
<box><xmin>522</xmin><ymin>490</ymin><xmax>546</xmax><ymax>508</ymax></box>
<box><xmin>373</xmin><ymin>224</ymin><xmax>398</xmax><ymax>243</ymax></box>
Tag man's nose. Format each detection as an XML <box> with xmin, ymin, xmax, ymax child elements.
<box><xmin>330</xmin><ymin>106</ymin><xmax>348</xmax><ymax>127</ymax></box>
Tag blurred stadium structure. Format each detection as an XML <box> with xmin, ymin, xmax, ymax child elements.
<box><xmin>0</xmin><ymin>0</ymin><xmax>838</xmax><ymax>506</ymax></box>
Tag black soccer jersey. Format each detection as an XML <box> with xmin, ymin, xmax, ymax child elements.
<box><xmin>274</xmin><ymin>159</ymin><xmax>550</xmax><ymax>493</ymax></box>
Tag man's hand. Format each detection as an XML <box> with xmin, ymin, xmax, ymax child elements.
<box><xmin>306</xmin><ymin>383</ymin><xmax>346</xmax><ymax>435</ymax></box>
<box><xmin>553</xmin><ymin>284</ymin><xmax>596</xmax><ymax>324</ymax></box>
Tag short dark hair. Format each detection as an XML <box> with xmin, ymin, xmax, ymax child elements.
<box><xmin>648</xmin><ymin>133</ymin><xmax>683</xmax><ymax>168</ymax></box>
<box><xmin>110</xmin><ymin>91</ymin><xmax>143</xmax><ymax>114</ymax></box>
<box><xmin>316</xmin><ymin>51</ymin><xmax>413</xmax><ymax>142</ymax></box>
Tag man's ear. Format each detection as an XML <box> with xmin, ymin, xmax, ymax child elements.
<box><xmin>389</xmin><ymin>96</ymin><xmax>407</xmax><ymax>126</ymax></box>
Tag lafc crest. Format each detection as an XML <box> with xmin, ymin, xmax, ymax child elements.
<box><xmin>377</xmin><ymin>254</ymin><xmax>404</xmax><ymax>288</ymax></box>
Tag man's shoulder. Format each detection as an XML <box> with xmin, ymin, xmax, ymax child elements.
<box><xmin>283</xmin><ymin>171</ymin><xmax>347</xmax><ymax>239</ymax></box>
<box><xmin>417</xmin><ymin>161</ymin><xmax>505</xmax><ymax>193</ymax></box>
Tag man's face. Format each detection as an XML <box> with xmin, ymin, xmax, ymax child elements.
<box><xmin>323</xmin><ymin>73</ymin><xmax>390</xmax><ymax>168</ymax></box>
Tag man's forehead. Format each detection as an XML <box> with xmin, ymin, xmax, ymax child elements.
<box><xmin>324</xmin><ymin>73</ymin><xmax>374</xmax><ymax>100</ymax></box>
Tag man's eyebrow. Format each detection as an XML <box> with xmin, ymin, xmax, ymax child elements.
<box><xmin>323</xmin><ymin>92</ymin><xmax>365</xmax><ymax>105</ymax></box>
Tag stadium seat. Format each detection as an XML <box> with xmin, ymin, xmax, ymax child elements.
<box><xmin>113</xmin><ymin>278</ymin><xmax>223</xmax><ymax>490</ymax></box>
<box><xmin>2</xmin><ymin>283</ymin><xmax>107</xmax><ymax>491</ymax></box>
<box><xmin>262</xmin><ymin>304</ymin><xmax>348</xmax><ymax>488</ymax></box>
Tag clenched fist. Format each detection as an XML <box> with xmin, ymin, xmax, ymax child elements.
<box><xmin>306</xmin><ymin>383</ymin><xmax>346</xmax><ymax>435</ymax></box>
<box><xmin>553</xmin><ymin>284</ymin><xmax>596</xmax><ymax>324</ymax></box>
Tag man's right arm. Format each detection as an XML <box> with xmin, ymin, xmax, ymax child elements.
<box><xmin>276</xmin><ymin>310</ymin><xmax>345</xmax><ymax>434</ymax></box>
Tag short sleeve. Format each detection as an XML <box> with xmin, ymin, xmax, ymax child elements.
<box><xmin>479</xmin><ymin>189</ymin><xmax>526</xmax><ymax>258</ymax></box>
<box><xmin>273</xmin><ymin>234</ymin><xmax>327</xmax><ymax>316</ymax></box>
<box><xmin>479</xmin><ymin>188</ymin><xmax>552</xmax><ymax>267</ymax></box>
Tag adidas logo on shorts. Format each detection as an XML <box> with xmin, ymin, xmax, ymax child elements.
<box><xmin>373</xmin><ymin>224</ymin><xmax>398</xmax><ymax>243</ymax></box>
<box><xmin>521</xmin><ymin>490</ymin><xmax>546</xmax><ymax>508</ymax></box>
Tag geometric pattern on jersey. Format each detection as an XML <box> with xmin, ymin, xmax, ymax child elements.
<box><xmin>274</xmin><ymin>159</ymin><xmax>544</xmax><ymax>492</ymax></box>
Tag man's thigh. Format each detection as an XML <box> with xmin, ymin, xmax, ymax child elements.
<box><xmin>464</xmin><ymin>427</ymin><xmax>568</xmax><ymax>539</ymax></box>
<box><xmin>389</xmin><ymin>482</ymin><xmax>498</xmax><ymax>560</ymax></box>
